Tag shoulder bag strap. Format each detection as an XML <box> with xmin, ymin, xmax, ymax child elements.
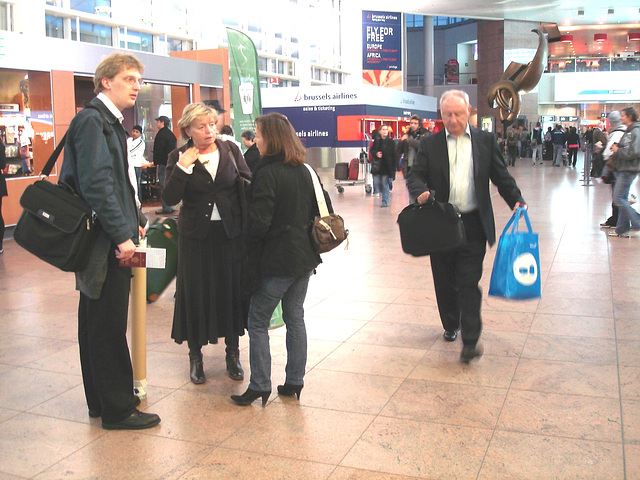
<box><xmin>40</xmin><ymin>132</ymin><xmax>67</xmax><ymax>177</ymax></box>
<box><xmin>303</xmin><ymin>163</ymin><xmax>329</xmax><ymax>218</ymax></box>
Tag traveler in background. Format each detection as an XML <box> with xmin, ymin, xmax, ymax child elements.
<box><xmin>407</xmin><ymin>90</ymin><xmax>526</xmax><ymax>363</ymax></box>
<box><xmin>552</xmin><ymin>124</ymin><xmax>566</xmax><ymax>167</ymax></box>
<box><xmin>241</xmin><ymin>130</ymin><xmax>261</xmax><ymax>172</ymax></box>
<box><xmin>591</xmin><ymin>122</ymin><xmax>608</xmax><ymax>176</ymax></box>
<box><xmin>506</xmin><ymin>125</ymin><xmax>518</xmax><ymax>166</ymax></box>
<box><xmin>600</xmin><ymin>111</ymin><xmax>626</xmax><ymax>229</ymax></box>
<box><xmin>370</xmin><ymin>124</ymin><xmax>398</xmax><ymax>207</ymax></box>
<box><xmin>398</xmin><ymin>115</ymin><xmax>428</xmax><ymax>203</ymax></box>
<box><xmin>566</xmin><ymin>126</ymin><xmax>581</xmax><ymax>168</ymax></box>
<box><xmin>220</xmin><ymin>124</ymin><xmax>242</xmax><ymax>149</ymax></box>
<box><xmin>519</xmin><ymin>124</ymin><xmax>529</xmax><ymax>158</ymax></box>
<box><xmin>609</xmin><ymin>106</ymin><xmax>640</xmax><ymax>237</ymax></box>
<box><xmin>231</xmin><ymin>113</ymin><xmax>332</xmax><ymax>406</ymax></box>
<box><xmin>530</xmin><ymin>122</ymin><xmax>543</xmax><ymax>165</ymax></box>
<box><xmin>162</xmin><ymin>102</ymin><xmax>251</xmax><ymax>385</ymax></box>
<box><xmin>58</xmin><ymin>52</ymin><xmax>160</xmax><ymax>430</ymax></box>
<box><xmin>153</xmin><ymin>115</ymin><xmax>177</xmax><ymax>214</ymax></box>
<box><xmin>543</xmin><ymin>126</ymin><xmax>553</xmax><ymax>160</ymax></box>
<box><xmin>127</xmin><ymin>125</ymin><xmax>147</xmax><ymax>202</ymax></box>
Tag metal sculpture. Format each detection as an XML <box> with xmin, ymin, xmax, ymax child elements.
<box><xmin>487</xmin><ymin>27</ymin><xmax>548</xmax><ymax>125</ymax></box>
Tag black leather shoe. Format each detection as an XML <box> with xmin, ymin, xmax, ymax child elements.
<box><xmin>443</xmin><ymin>330</ymin><xmax>458</xmax><ymax>342</ymax></box>
<box><xmin>230</xmin><ymin>388</ymin><xmax>271</xmax><ymax>407</ymax></box>
<box><xmin>189</xmin><ymin>355</ymin><xmax>206</xmax><ymax>384</ymax></box>
<box><xmin>102</xmin><ymin>410</ymin><xmax>161</xmax><ymax>430</ymax></box>
<box><xmin>89</xmin><ymin>396</ymin><xmax>140</xmax><ymax>418</ymax></box>
<box><xmin>460</xmin><ymin>344</ymin><xmax>484</xmax><ymax>363</ymax></box>
<box><xmin>225</xmin><ymin>353</ymin><xmax>244</xmax><ymax>381</ymax></box>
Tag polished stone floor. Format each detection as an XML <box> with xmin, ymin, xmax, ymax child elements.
<box><xmin>1</xmin><ymin>157</ymin><xmax>639</xmax><ymax>479</ymax></box>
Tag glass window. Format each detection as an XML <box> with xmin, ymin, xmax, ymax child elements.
<box><xmin>120</xmin><ymin>29</ymin><xmax>152</xmax><ymax>52</ymax></box>
<box><xmin>72</xmin><ymin>21</ymin><xmax>112</xmax><ymax>45</ymax></box>
<box><xmin>45</xmin><ymin>15</ymin><xmax>64</xmax><ymax>39</ymax></box>
<box><xmin>258</xmin><ymin>56</ymin><xmax>267</xmax><ymax>71</ymax></box>
<box><xmin>1</xmin><ymin>2</ymin><xmax>12</xmax><ymax>31</ymax></box>
<box><xmin>159</xmin><ymin>37</ymin><xmax>189</xmax><ymax>53</ymax></box>
<box><xmin>406</xmin><ymin>14</ymin><xmax>424</xmax><ymax>28</ymax></box>
<box><xmin>70</xmin><ymin>0</ymin><xmax>111</xmax><ymax>15</ymax></box>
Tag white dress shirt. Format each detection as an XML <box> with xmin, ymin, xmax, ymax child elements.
<box><xmin>446</xmin><ymin>125</ymin><xmax>477</xmax><ymax>213</ymax></box>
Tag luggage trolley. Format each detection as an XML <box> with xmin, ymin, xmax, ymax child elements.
<box><xmin>334</xmin><ymin>149</ymin><xmax>373</xmax><ymax>194</ymax></box>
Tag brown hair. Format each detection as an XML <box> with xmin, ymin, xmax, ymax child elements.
<box><xmin>94</xmin><ymin>53</ymin><xmax>144</xmax><ymax>94</ymax></box>
<box><xmin>255</xmin><ymin>113</ymin><xmax>306</xmax><ymax>166</ymax></box>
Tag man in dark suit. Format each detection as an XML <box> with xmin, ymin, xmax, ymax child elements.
<box><xmin>407</xmin><ymin>90</ymin><xmax>526</xmax><ymax>363</ymax></box>
<box><xmin>153</xmin><ymin>115</ymin><xmax>177</xmax><ymax>214</ymax></box>
<box><xmin>241</xmin><ymin>130</ymin><xmax>261</xmax><ymax>172</ymax></box>
<box><xmin>59</xmin><ymin>53</ymin><xmax>160</xmax><ymax>429</ymax></box>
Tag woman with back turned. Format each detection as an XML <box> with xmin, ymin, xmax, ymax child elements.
<box><xmin>231</xmin><ymin>113</ymin><xmax>332</xmax><ymax>406</ymax></box>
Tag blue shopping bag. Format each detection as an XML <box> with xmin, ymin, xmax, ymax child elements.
<box><xmin>488</xmin><ymin>207</ymin><xmax>541</xmax><ymax>300</ymax></box>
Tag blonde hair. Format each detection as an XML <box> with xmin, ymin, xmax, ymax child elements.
<box><xmin>94</xmin><ymin>52</ymin><xmax>144</xmax><ymax>94</ymax></box>
<box><xmin>255</xmin><ymin>113</ymin><xmax>306</xmax><ymax>166</ymax></box>
<box><xmin>177</xmin><ymin>103</ymin><xmax>218</xmax><ymax>140</ymax></box>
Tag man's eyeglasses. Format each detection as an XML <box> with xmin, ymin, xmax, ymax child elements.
<box><xmin>122</xmin><ymin>76</ymin><xmax>145</xmax><ymax>87</ymax></box>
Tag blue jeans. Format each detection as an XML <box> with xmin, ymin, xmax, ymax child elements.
<box><xmin>373</xmin><ymin>174</ymin><xmax>390</xmax><ymax>206</ymax></box>
<box><xmin>613</xmin><ymin>171</ymin><xmax>640</xmax><ymax>234</ymax></box>
<box><xmin>248</xmin><ymin>271</ymin><xmax>313</xmax><ymax>391</ymax></box>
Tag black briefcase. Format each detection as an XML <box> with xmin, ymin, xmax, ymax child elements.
<box><xmin>14</xmin><ymin>130</ymin><xmax>99</xmax><ymax>272</ymax></box>
<box><xmin>397</xmin><ymin>200</ymin><xmax>466</xmax><ymax>256</ymax></box>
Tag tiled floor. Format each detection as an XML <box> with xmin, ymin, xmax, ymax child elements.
<box><xmin>1</xmin><ymin>157</ymin><xmax>640</xmax><ymax>479</ymax></box>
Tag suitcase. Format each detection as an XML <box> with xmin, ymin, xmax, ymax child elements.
<box><xmin>348</xmin><ymin>158</ymin><xmax>359</xmax><ymax>180</ymax></box>
<box><xmin>146</xmin><ymin>217</ymin><xmax>179</xmax><ymax>302</ymax></box>
<box><xmin>334</xmin><ymin>162</ymin><xmax>349</xmax><ymax>180</ymax></box>
<box><xmin>397</xmin><ymin>201</ymin><xmax>466</xmax><ymax>256</ymax></box>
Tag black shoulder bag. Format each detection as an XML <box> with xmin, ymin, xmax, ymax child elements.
<box><xmin>13</xmin><ymin>104</ymin><xmax>108</xmax><ymax>272</ymax></box>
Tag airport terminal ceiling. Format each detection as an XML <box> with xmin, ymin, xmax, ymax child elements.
<box><xmin>355</xmin><ymin>0</ymin><xmax>639</xmax><ymax>26</ymax></box>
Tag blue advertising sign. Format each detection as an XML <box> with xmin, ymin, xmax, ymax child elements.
<box><xmin>362</xmin><ymin>11</ymin><xmax>402</xmax><ymax>71</ymax></box>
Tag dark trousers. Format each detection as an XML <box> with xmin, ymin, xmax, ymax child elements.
<box><xmin>430</xmin><ymin>211</ymin><xmax>487</xmax><ymax>346</ymax></box>
<box><xmin>78</xmin><ymin>250</ymin><xmax>138</xmax><ymax>423</ymax></box>
<box><xmin>0</xmin><ymin>196</ymin><xmax>4</xmax><ymax>249</ymax></box>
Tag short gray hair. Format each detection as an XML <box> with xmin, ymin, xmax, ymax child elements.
<box><xmin>440</xmin><ymin>90</ymin><xmax>470</xmax><ymax>109</ymax></box>
<box><xmin>177</xmin><ymin>103</ymin><xmax>218</xmax><ymax>140</ymax></box>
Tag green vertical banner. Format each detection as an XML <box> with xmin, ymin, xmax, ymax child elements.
<box><xmin>227</xmin><ymin>28</ymin><xmax>262</xmax><ymax>142</ymax></box>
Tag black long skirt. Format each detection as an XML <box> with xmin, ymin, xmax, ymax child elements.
<box><xmin>171</xmin><ymin>221</ymin><xmax>247</xmax><ymax>346</ymax></box>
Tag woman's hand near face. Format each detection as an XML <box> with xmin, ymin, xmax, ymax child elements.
<box><xmin>178</xmin><ymin>146</ymin><xmax>200</xmax><ymax>169</ymax></box>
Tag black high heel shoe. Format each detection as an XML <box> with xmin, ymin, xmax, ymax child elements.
<box><xmin>277</xmin><ymin>383</ymin><xmax>303</xmax><ymax>400</ymax></box>
<box><xmin>230</xmin><ymin>388</ymin><xmax>271</xmax><ymax>407</ymax></box>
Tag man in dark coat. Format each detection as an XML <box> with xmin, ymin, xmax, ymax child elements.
<box><xmin>370</xmin><ymin>125</ymin><xmax>398</xmax><ymax>207</ymax></box>
<box><xmin>153</xmin><ymin>115</ymin><xmax>177</xmax><ymax>214</ymax></box>
<box><xmin>58</xmin><ymin>52</ymin><xmax>160</xmax><ymax>429</ymax></box>
<box><xmin>241</xmin><ymin>130</ymin><xmax>261</xmax><ymax>172</ymax></box>
<box><xmin>407</xmin><ymin>89</ymin><xmax>526</xmax><ymax>363</ymax></box>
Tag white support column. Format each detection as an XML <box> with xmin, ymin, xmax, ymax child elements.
<box><xmin>424</xmin><ymin>15</ymin><xmax>434</xmax><ymax>98</ymax></box>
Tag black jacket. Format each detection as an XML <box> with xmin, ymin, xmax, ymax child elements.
<box><xmin>247</xmin><ymin>153</ymin><xmax>332</xmax><ymax>280</ymax></box>
<box><xmin>163</xmin><ymin>139</ymin><xmax>251</xmax><ymax>240</ymax></box>
<box><xmin>370</xmin><ymin>136</ymin><xmax>398</xmax><ymax>178</ymax></box>
<box><xmin>153</xmin><ymin>127</ymin><xmax>177</xmax><ymax>166</ymax></box>
<box><xmin>0</xmin><ymin>143</ymin><xmax>6</xmax><ymax>197</ymax></box>
<box><xmin>407</xmin><ymin>127</ymin><xmax>525</xmax><ymax>246</ymax></box>
<box><xmin>243</xmin><ymin>143</ymin><xmax>261</xmax><ymax>173</ymax></box>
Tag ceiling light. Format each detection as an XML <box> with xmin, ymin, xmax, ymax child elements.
<box><xmin>560</xmin><ymin>34</ymin><xmax>573</xmax><ymax>43</ymax></box>
<box><xmin>594</xmin><ymin>33</ymin><xmax>607</xmax><ymax>42</ymax></box>
<box><xmin>630</xmin><ymin>33</ymin><xmax>640</xmax><ymax>41</ymax></box>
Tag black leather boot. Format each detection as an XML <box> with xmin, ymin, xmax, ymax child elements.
<box><xmin>189</xmin><ymin>352</ymin><xmax>205</xmax><ymax>384</ymax></box>
<box><xmin>225</xmin><ymin>349</ymin><xmax>244</xmax><ymax>381</ymax></box>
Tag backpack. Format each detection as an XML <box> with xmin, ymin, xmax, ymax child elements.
<box><xmin>544</xmin><ymin>131</ymin><xmax>552</xmax><ymax>142</ymax></box>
